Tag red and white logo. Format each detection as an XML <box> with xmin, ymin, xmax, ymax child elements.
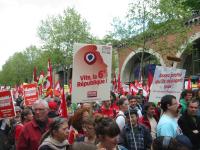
<box><xmin>84</xmin><ymin>52</ymin><xmax>96</xmax><ymax>65</ymax></box>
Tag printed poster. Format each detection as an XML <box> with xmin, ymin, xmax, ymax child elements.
<box><xmin>149</xmin><ymin>66</ymin><xmax>186</xmax><ymax>103</ymax></box>
<box><xmin>0</xmin><ymin>90</ymin><xmax>15</xmax><ymax>118</ymax></box>
<box><xmin>23</xmin><ymin>83</ymin><xmax>39</xmax><ymax>106</ymax></box>
<box><xmin>72</xmin><ymin>44</ymin><xmax>112</xmax><ymax>103</ymax></box>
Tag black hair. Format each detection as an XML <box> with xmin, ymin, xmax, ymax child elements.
<box><xmin>124</xmin><ymin>108</ymin><xmax>138</xmax><ymax>117</ymax></box>
<box><xmin>187</xmin><ymin>99</ymin><xmax>199</xmax><ymax>107</ymax></box>
<box><xmin>117</xmin><ymin>97</ymin><xmax>127</xmax><ymax>106</ymax></box>
<box><xmin>161</xmin><ymin>95</ymin><xmax>176</xmax><ymax>112</ymax></box>
<box><xmin>21</xmin><ymin>108</ymin><xmax>32</xmax><ymax>123</ymax></box>
<box><xmin>143</xmin><ymin>102</ymin><xmax>155</xmax><ymax>118</ymax></box>
<box><xmin>127</xmin><ymin>95</ymin><xmax>138</xmax><ymax>101</ymax></box>
<box><xmin>95</xmin><ymin>117</ymin><xmax>120</xmax><ymax>138</ymax></box>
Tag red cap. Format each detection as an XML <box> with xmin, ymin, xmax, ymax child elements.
<box><xmin>48</xmin><ymin>101</ymin><xmax>57</xmax><ymax>110</ymax></box>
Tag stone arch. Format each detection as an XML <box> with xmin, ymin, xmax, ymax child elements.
<box><xmin>176</xmin><ymin>32</ymin><xmax>200</xmax><ymax>58</ymax></box>
<box><xmin>120</xmin><ymin>48</ymin><xmax>165</xmax><ymax>82</ymax></box>
<box><xmin>175</xmin><ymin>32</ymin><xmax>200</xmax><ymax>76</ymax></box>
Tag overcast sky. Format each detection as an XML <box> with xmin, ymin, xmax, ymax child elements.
<box><xmin>0</xmin><ymin>0</ymin><xmax>131</xmax><ymax>70</ymax></box>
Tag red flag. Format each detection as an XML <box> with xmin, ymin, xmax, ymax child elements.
<box><xmin>33</xmin><ymin>67</ymin><xmax>38</xmax><ymax>82</ymax></box>
<box><xmin>147</xmin><ymin>70</ymin><xmax>153</xmax><ymax>89</ymax></box>
<box><xmin>117</xmin><ymin>73</ymin><xmax>121</xmax><ymax>94</ymax></box>
<box><xmin>54</xmin><ymin>81</ymin><xmax>61</xmax><ymax>97</ymax></box>
<box><xmin>46</xmin><ymin>59</ymin><xmax>53</xmax><ymax>97</ymax></box>
<box><xmin>60</xmin><ymin>88</ymin><xmax>68</xmax><ymax>118</ymax></box>
<box><xmin>187</xmin><ymin>77</ymin><xmax>192</xmax><ymax>90</ymax></box>
<box><xmin>129</xmin><ymin>83</ymin><xmax>138</xmax><ymax>95</ymax></box>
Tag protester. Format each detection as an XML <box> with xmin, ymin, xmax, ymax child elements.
<box><xmin>115</xmin><ymin>97</ymin><xmax>129</xmax><ymax>131</ymax></box>
<box><xmin>48</xmin><ymin>101</ymin><xmax>59</xmax><ymax>118</ymax></box>
<box><xmin>195</xmin><ymin>89</ymin><xmax>200</xmax><ymax>102</ymax></box>
<box><xmin>121</xmin><ymin>109</ymin><xmax>152</xmax><ymax>150</ymax></box>
<box><xmin>95</xmin><ymin>117</ymin><xmax>127</xmax><ymax>150</ymax></box>
<box><xmin>152</xmin><ymin>136</ymin><xmax>189</xmax><ymax>150</ymax></box>
<box><xmin>178</xmin><ymin>99</ymin><xmax>200</xmax><ymax>150</ymax></box>
<box><xmin>127</xmin><ymin>95</ymin><xmax>143</xmax><ymax>118</ymax></box>
<box><xmin>16</xmin><ymin>99</ymin><xmax>52</xmax><ymax>150</ymax></box>
<box><xmin>180</xmin><ymin>90</ymin><xmax>193</xmax><ymax>114</ymax></box>
<box><xmin>99</xmin><ymin>100</ymin><xmax>114</xmax><ymax>118</ymax></box>
<box><xmin>39</xmin><ymin>117</ymin><xmax>70</xmax><ymax>150</ymax></box>
<box><xmin>15</xmin><ymin>108</ymin><xmax>33</xmax><ymax>145</ymax></box>
<box><xmin>157</xmin><ymin>95</ymin><xmax>182</xmax><ymax>137</ymax></box>
<box><xmin>76</xmin><ymin>118</ymin><xmax>97</xmax><ymax>144</ymax></box>
<box><xmin>138</xmin><ymin>102</ymin><xmax>158</xmax><ymax>139</ymax></box>
<box><xmin>137</xmin><ymin>89</ymin><xmax>146</xmax><ymax>105</ymax></box>
<box><xmin>68</xmin><ymin>108</ymin><xmax>90</xmax><ymax>144</ymax></box>
<box><xmin>0</xmin><ymin>118</ymin><xmax>11</xmax><ymax>150</ymax></box>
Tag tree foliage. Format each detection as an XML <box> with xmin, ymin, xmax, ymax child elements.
<box><xmin>37</xmin><ymin>8</ymin><xmax>93</xmax><ymax>67</ymax></box>
<box><xmin>110</xmin><ymin>0</ymin><xmax>192</xmax><ymax>47</ymax></box>
<box><xmin>0</xmin><ymin>46</ymin><xmax>48</xmax><ymax>85</ymax></box>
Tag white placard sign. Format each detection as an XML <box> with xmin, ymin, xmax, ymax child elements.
<box><xmin>72</xmin><ymin>44</ymin><xmax>112</xmax><ymax>103</ymax></box>
<box><xmin>149</xmin><ymin>66</ymin><xmax>186</xmax><ymax>103</ymax></box>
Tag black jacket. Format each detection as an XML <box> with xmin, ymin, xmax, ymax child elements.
<box><xmin>178</xmin><ymin>111</ymin><xmax>200</xmax><ymax>150</ymax></box>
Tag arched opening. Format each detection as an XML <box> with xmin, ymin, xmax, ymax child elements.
<box><xmin>121</xmin><ymin>51</ymin><xmax>161</xmax><ymax>82</ymax></box>
<box><xmin>177</xmin><ymin>38</ymin><xmax>200</xmax><ymax>77</ymax></box>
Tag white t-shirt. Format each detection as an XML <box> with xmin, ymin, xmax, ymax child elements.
<box><xmin>148</xmin><ymin>117</ymin><xmax>157</xmax><ymax>139</ymax></box>
<box><xmin>116</xmin><ymin>111</ymin><xmax>125</xmax><ymax>131</ymax></box>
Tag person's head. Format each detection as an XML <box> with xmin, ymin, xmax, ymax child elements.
<box><xmin>124</xmin><ymin>109</ymin><xmax>138</xmax><ymax>127</ymax></box>
<box><xmin>32</xmin><ymin>99</ymin><xmax>49</xmax><ymax>122</ymax></box>
<box><xmin>95</xmin><ymin>117</ymin><xmax>120</xmax><ymax>149</ymax></box>
<box><xmin>195</xmin><ymin>89</ymin><xmax>200</xmax><ymax>98</ymax></box>
<box><xmin>138</xmin><ymin>89</ymin><xmax>143</xmax><ymax>96</ymax></box>
<box><xmin>185</xmin><ymin>90</ymin><xmax>193</xmax><ymax>101</ymax></box>
<box><xmin>103</xmin><ymin>100</ymin><xmax>111</xmax><ymax>109</ymax></box>
<box><xmin>117</xmin><ymin>97</ymin><xmax>129</xmax><ymax>112</ymax></box>
<box><xmin>144</xmin><ymin>102</ymin><xmax>156</xmax><ymax>118</ymax></box>
<box><xmin>48</xmin><ymin>101</ymin><xmax>58</xmax><ymax>111</ymax></box>
<box><xmin>15</xmin><ymin>106</ymin><xmax>22</xmax><ymax>122</ymax></box>
<box><xmin>187</xmin><ymin>99</ymin><xmax>199</xmax><ymax>116</ymax></box>
<box><xmin>82</xmin><ymin>118</ymin><xmax>95</xmax><ymax>138</ymax></box>
<box><xmin>128</xmin><ymin>95</ymin><xmax>138</xmax><ymax>109</ymax></box>
<box><xmin>152</xmin><ymin>136</ymin><xmax>189</xmax><ymax>150</ymax></box>
<box><xmin>21</xmin><ymin>108</ymin><xmax>33</xmax><ymax>123</ymax></box>
<box><xmin>41</xmin><ymin>117</ymin><xmax>69</xmax><ymax>143</ymax></box>
<box><xmin>161</xmin><ymin>95</ymin><xmax>178</xmax><ymax>117</ymax></box>
<box><xmin>71</xmin><ymin>108</ymin><xmax>90</xmax><ymax>132</ymax></box>
<box><xmin>82</xmin><ymin>103</ymin><xmax>92</xmax><ymax>114</ymax></box>
<box><xmin>53</xmin><ymin>97</ymin><xmax>61</xmax><ymax>109</ymax></box>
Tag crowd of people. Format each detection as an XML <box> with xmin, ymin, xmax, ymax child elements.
<box><xmin>0</xmin><ymin>88</ymin><xmax>200</xmax><ymax>150</ymax></box>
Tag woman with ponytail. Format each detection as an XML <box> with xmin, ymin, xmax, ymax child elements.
<box><xmin>39</xmin><ymin>117</ymin><xmax>70</xmax><ymax>150</ymax></box>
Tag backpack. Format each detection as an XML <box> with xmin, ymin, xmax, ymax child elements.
<box><xmin>115</xmin><ymin>113</ymin><xmax>126</xmax><ymax>122</ymax></box>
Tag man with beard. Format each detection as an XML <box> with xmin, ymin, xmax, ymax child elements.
<box><xmin>178</xmin><ymin>100</ymin><xmax>200</xmax><ymax>150</ymax></box>
<box><xmin>17</xmin><ymin>99</ymin><xmax>52</xmax><ymax>150</ymax></box>
<box><xmin>157</xmin><ymin>95</ymin><xmax>182</xmax><ymax>137</ymax></box>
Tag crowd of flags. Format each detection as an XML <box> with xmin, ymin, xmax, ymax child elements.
<box><xmin>1</xmin><ymin>59</ymin><xmax>200</xmax><ymax>119</ymax></box>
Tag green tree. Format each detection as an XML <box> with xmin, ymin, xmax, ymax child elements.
<box><xmin>110</xmin><ymin>0</ymin><xmax>192</xmax><ymax>80</ymax></box>
<box><xmin>0</xmin><ymin>45</ymin><xmax>49</xmax><ymax>85</ymax></box>
<box><xmin>37</xmin><ymin>8</ymin><xmax>93</xmax><ymax>67</ymax></box>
